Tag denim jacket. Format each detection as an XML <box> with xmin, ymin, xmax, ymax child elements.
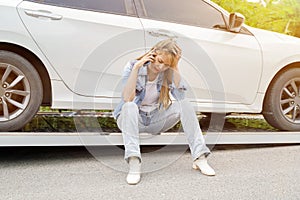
<box><xmin>113</xmin><ymin>60</ymin><xmax>187</xmax><ymax>119</ymax></box>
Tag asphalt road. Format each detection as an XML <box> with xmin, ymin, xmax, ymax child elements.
<box><xmin>0</xmin><ymin>144</ymin><xmax>299</xmax><ymax>200</ymax></box>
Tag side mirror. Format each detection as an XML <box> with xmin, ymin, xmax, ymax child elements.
<box><xmin>228</xmin><ymin>13</ymin><xmax>245</xmax><ymax>33</ymax></box>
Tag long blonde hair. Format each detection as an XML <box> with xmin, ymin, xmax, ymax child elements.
<box><xmin>137</xmin><ymin>38</ymin><xmax>182</xmax><ymax>109</ymax></box>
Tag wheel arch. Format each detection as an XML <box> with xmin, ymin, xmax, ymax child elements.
<box><xmin>263</xmin><ymin>62</ymin><xmax>300</xmax><ymax>110</ymax></box>
<box><xmin>0</xmin><ymin>42</ymin><xmax>51</xmax><ymax>106</ymax></box>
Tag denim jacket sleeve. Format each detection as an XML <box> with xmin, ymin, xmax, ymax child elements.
<box><xmin>113</xmin><ymin>60</ymin><xmax>139</xmax><ymax>119</ymax></box>
<box><xmin>169</xmin><ymin>73</ymin><xmax>187</xmax><ymax>100</ymax></box>
<box><xmin>121</xmin><ymin>60</ymin><xmax>143</xmax><ymax>93</ymax></box>
<box><xmin>121</xmin><ymin>60</ymin><xmax>134</xmax><ymax>87</ymax></box>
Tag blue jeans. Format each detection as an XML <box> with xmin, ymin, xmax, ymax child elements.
<box><xmin>116</xmin><ymin>99</ymin><xmax>211</xmax><ymax>162</ymax></box>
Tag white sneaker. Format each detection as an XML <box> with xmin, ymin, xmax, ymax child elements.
<box><xmin>192</xmin><ymin>155</ymin><xmax>216</xmax><ymax>176</ymax></box>
<box><xmin>126</xmin><ymin>157</ymin><xmax>141</xmax><ymax>185</ymax></box>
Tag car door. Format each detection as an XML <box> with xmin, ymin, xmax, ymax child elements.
<box><xmin>17</xmin><ymin>0</ymin><xmax>144</xmax><ymax>97</ymax></box>
<box><xmin>134</xmin><ymin>0</ymin><xmax>263</xmax><ymax>110</ymax></box>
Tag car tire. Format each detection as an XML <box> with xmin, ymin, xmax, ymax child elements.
<box><xmin>0</xmin><ymin>51</ymin><xmax>43</xmax><ymax>131</ymax></box>
<box><xmin>263</xmin><ymin>68</ymin><xmax>300</xmax><ymax>131</ymax></box>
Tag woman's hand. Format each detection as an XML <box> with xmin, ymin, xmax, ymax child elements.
<box><xmin>173</xmin><ymin>44</ymin><xmax>182</xmax><ymax>69</ymax></box>
<box><xmin>134</xmin><ymin>50</ymin><xmax>157</xmax><ymax>70</ymax></box>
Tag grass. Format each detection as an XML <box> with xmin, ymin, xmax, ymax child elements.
<box><xmin>22</xmin><ymin>111</ymin><xmax>278</xmax><ymax>132</ymax></box>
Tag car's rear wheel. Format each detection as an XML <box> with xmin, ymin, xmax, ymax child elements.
<box><xmin>0</xmin><ymin>51</ymin><xmax>42</xmax><ymax>131</ymax></box>
<box><xmin>263</xmin><ymin>68</ymin><xmax>300</xmax><ymax>131</ymax></box>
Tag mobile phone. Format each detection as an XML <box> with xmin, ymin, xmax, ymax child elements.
<box><xmin>145</xmin><ymin>53</ymin><xmax>156</xmax><ymax>65</ymax></box>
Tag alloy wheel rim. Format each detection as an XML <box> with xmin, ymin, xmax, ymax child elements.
<box><xmin>280</xmin><ymin>78</ymin><xmax>300</xmax><ymax>123</ymax></box>
<box><xmin>0</xmin><ymin>63</ymin><xmax>30</xmax><ymax>121</ymax></box>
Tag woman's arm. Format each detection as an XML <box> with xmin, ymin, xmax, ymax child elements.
<box><xmin>122</xmin><ymin>64</ymin><xmax>140</xmax><ymax>102</ymax></box>
<box><xmin>122</xmin><ymin>51</ymin><xmax>156</xmax><ymax>102</ymax></box>
<box><xmin>170</xmin><ymin>49</ymin><xmax>187</xmax><ymax>100</ymax></box>
<box><xmin>173</xmin><ymin>67</ymin><xmax>181</xmax><ymax>88</ymax></box>
<box><xmin>172</xmin><ymin>48</ymin><xmax>182</xmax><ymax>88</ymax></box>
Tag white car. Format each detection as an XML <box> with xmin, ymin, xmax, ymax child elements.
<box><xmin>1</xmin><ymin>0</ymin><xmax>300</xmax><ymax>131</ymax></box>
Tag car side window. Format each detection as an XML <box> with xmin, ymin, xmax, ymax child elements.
<box><xmin>25</xmin><ymin>0</ymin><xmax>136</xmax><ymax>16</ymax></box>
<box><xmin>136</xmin><ymin>0</ymin><xmax>225</xmax><ymax>29</ymax></box>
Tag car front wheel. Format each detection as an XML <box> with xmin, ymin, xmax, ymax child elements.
<box><xmin>263</xmin><ymin>68</ymin><xmax>300</xmax><ymax>131</ymax></box>
<box><xmin>0</xmin><ymin>51</ymin><xmax>42</xmax><ymax>131</ymax></box>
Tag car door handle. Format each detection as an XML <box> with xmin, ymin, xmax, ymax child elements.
<box><xmin>24</xmin><ymin>9</ymin><xmax>62</xmax><ymax>20</ymax></box>
<box><xmin>147</xmin><ymin>30</ymin><xmax>178</xmax><ymax>39</ymax></box>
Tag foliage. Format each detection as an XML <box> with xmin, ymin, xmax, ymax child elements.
<box><xmin>23</xmin><ymin>115</ymin><xmax>277</xmax><ymax>132</ymax></box>
<box><xmin>226</xmin><ymin>118</ymin><xmax>278</xmax><ymax>131</ymax></box>
<box><xmin>23</xmin><ymin>116</ymin><xmax>120</xmax><ymax>132</ymax></box>
<box><xmin>212</xmin><ymin>0</ymin><xmax>300</xmax><ymax>37</ymax></box>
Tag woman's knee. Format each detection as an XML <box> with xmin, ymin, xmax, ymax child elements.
<box><xmin>169</xmin><ymin>99</ymin><xmax>194</xmax><ymax>115</ymax></box>
<box><xmin>171</xmin><ymin>99</ymin><xmax>191</xmax><ymax>109</ymax></box>
<box><xmin>122</xmin><ymin>102</ymin><xmax>139</xmax><ymax>112</ymax></box>
<box><xmin>118</xmin><ymin>102</ymin><xmax>139</xmax><ymax>129</ymax></box>
<box><xmin>178</xmin><ymin>99</ymin><xmax>194</xmax><ymax>110</ymax></box>
<box><xmin>178</xmin><ymin>99</ymin><xmax>191</xmax><ymax>105</ymax></box>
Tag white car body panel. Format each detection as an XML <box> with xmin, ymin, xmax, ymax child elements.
<box><xmin>0</xmin><ymin>0</ymin><xmax>22</xmax><ymax>6</ymax></box>
<box><xmin>139</xmin><ymin>18</ymin><xmax>263</xmax><ymax>106</ymax></box>
<box><xmin>0</xmin><ymin>0</ymin><xmax>60</xmax><ymax>81</ymax></box>
<box><xmin>17</xmin><ymin>1</ymin><xmax>145</xmax><ymax>100</ymax></box>
<box><xmin>51</xmin><ymin>78</ymin><xmax>265</xmax><ymax>112</ymax></box>
<box><xmin>51</xmin><ymin>80</ymin><xmax>119</xmax><ymax>109</ymax></box>
<box><xmin>247</xmin><ymin>27</ymin><xmax>300</xmax><ymax>93</ymax></box>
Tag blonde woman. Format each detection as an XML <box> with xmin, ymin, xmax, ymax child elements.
<box><xmin>113</xmin><ymin>39</ymin><xmax>215</xmax><ymax>185</ymax></box>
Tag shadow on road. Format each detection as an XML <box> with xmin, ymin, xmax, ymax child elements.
<box><xmin>0</xmin><ymin>144</ymin><xmax>298</xmax><ymax>162</ymax></box>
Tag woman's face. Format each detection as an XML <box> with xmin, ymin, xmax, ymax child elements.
<box><xmin>149</xmin><ymin>51</ymin><xmax>172</xmax><ymax>74</ymax></box>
